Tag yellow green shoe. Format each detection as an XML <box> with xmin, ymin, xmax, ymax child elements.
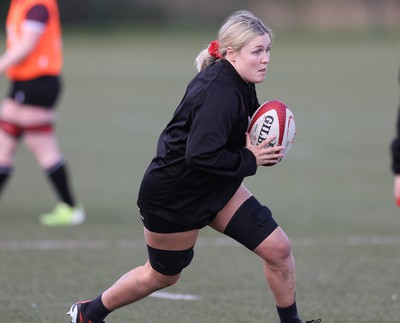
<box><xmin>39</xmin><ymin>203</ymin><xmax>86</xmax><ymax>226</ymax></box>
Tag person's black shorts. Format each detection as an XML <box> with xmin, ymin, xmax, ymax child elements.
<box><xmin>140</xmin><ymin>195</ymin><xmax>278</xmax><ymax>249</ymax></box>
<box><xmin>8</xmin><ymin>75</ymin><xmax>62</xmax><ymax>109</ymax></box>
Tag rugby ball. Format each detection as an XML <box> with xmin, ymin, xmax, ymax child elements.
<box><xmin>248</xmin><ymin>100</ymin><xmax>296</xmax><ymax>160</ymax></box>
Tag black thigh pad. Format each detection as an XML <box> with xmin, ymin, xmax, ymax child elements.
<box><xmin>224</xmin><ymin>196</ymin><xmax>278</xmax><ymax>250</ymax></box>
<box><xmin>147</xmin><ymin>245</ymin><xmax>194</xmax><ymax>276</ymax></box>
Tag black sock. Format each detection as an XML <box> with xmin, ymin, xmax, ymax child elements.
<box><xmin>277</xmin><ymin>302</ymin><xmax>301</xmax><ymax>323</ymax></box>
<box><xmin>45</xmin><ymin>160</ymin><xmax>75</xmax><ymax>207</ymax></box>
<box><xmin>0</xmin><ymin>166</ymin><xmax>12</xmax><ymax>197</ymax></box>
<box><xmin>84</xmin><ymin>294</ymin><xmax>112</xmax><ymax>322</ymax></box>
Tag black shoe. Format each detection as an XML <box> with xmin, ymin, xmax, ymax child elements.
<box><xmin>67</xmin><ymin>300</ymin><xmax>105</xmax><ymax>323</ymax></box>
<box><xmin>305</xmin><ymin>320</ymin><xmax>322</xmax><ymax>323</ymax></box>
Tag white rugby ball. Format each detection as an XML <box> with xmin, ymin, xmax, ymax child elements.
<box><xmin>248</xmin><ymin>100</ymin><xmax>296</xmax><ymax>160</ymax></box>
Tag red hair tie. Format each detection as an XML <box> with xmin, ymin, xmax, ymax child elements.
<box><xmin>208</xmin><ymin>40</ymin><xmax>222</xmax><ymax>59</ymax></box>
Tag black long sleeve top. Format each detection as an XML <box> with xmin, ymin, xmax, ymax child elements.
<box><xmin>137</xmin><ymin>59</ymin><xmax>260</xmax><ymax>229</ymax></box>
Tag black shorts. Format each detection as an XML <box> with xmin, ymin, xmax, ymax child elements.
<box><xmin>140</xmin><ymin>196</ymin><xmax>278</xmax><ymax>246</ymax></box>
<box><xmin>8</xmin><ymin>75</ymin><xmax>62</xmax><ymax>108</ymax></box>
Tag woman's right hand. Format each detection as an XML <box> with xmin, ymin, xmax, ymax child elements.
<box><xmin>245</xmin><ymin>132</ymin><xmax>284</xmax><ymax>166</ymax></box>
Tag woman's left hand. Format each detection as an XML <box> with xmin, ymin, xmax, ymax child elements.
<box><xmin>245</xmin><ymin>132</ymin><xmax>284</xmax><ymax>166</ymax></box>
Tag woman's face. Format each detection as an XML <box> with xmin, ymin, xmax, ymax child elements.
<box><xmin>227</xmin><ymin>34</ymin><xmax>271</xmax><ymax>83</ymax></box>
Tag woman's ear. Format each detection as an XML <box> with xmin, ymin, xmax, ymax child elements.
<box><xmin>226</xmin><ymin>46</ymin><xmax>236</xmax><ymax>62</ymax></box>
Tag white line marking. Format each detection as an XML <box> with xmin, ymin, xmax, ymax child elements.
<box><xmin>0</xmin><ymin>236</ymin><xmax>400</xmax><ymax>251</ymax></box>
<box><xmin>0</xmin><ymin>239</ymin><xmax>110</xmax><ymax>250</ymax></box>
<box><xmin>150</xmin><ymin>291</ymin><xmax>201</xmax><ymax>301</ymax></box>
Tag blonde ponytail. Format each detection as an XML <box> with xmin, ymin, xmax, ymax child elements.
<box><xmin>195</xmin><ymin>40</ymin><xmax>223</xmax><ymax>72</ymax></box>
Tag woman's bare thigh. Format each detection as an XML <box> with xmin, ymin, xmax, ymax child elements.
<box><xmin>209</xmin><ymin>183</ymin><xmax>252</xmax><ymax>233</ymax></box>
<box><xmin>144</xmin><ymin>228</ymin><xmax>199</xmax><ymax>251</ymax></box>
<box><xmin>1</xmin><ymin>98</ymin><xmax>55</xmax><ymax>125</ymax></box>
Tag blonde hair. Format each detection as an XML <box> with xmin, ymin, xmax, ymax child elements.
<box><xmin>195</xmin><ymin>10</ymin><xmax>273</xmax><ymax>72</ymax></box>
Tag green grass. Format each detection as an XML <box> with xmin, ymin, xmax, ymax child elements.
<box><xmin>0</xmin><ymin>29</ymin><xmax>399</xmax><ymax>322</ymax></box>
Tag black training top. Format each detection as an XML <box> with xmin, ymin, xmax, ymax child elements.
<box><xmin>391</xmin><ymin>68</ymin><xmax>400</xmax><ymax>174</ymax></box>
<box><xmin>137</xmin><ymin>59</ymin><xmax>259</xmax><ymax>229</ymax></box>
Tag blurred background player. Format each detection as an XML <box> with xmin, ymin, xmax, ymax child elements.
<box><xmin>391</xmin><ymin>67</ymin><xmax>400</xmax><ymax>207</ymax></box>
<box><xmin>0</xmin><ymin>0</ymin><xmax>85</xmax><ymax>225</ymax></box>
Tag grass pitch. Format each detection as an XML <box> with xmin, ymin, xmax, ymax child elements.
<box><xmin>0</xmin><ymin>28</ymin><xmax>399</xmax><ymax>322</ymax></box>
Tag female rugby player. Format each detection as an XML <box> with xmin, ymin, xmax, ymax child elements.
<box><xmin>68</xmin><ymin>10</ymin><xmax>320</xmax><ymax>323</ymax></box>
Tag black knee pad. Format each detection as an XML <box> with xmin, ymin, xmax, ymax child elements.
<box><xmin>147</xmin><ymin>245</ymin><xmax>194</xmax><ymax>276</ymax></box>
<box><xmin>224</xmin><ymin>196</ymin><xmax>278</xmax><ymax>251</ymax></box>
